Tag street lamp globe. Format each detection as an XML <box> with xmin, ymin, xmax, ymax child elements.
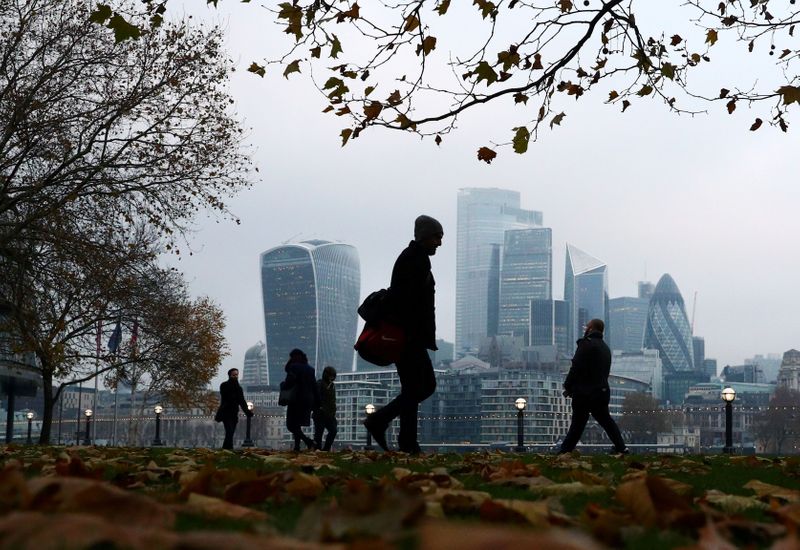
<box><xmin>721</xmin><ymin>387</ymin><xmax>736</xmax><ymax>403</ymax></box>
<box><xmin>247</xmin><ymin>401</ymin><xmax>254</xmax><ymax>412</ymax></box>
<box><xmin>154</xmin><ymin>405</ymin><xmax>163</xmax><ymax>415</ymax></box>
<box><xmin>365</xmin><ymin>403</ymin><xmax>376</xmax><ymax>415</ymax></box>
<box><xmin>515</xmin><ymin>398</ymin><xmax>527</xmax><ymax>411</ymax></box>
<box><xmin>84</xmin><ymin>408</ymin><xmax>93</xmax><ymax>418</ymax></box>
<box><xmin>26</xmin><ymin>411</ymin><xmax>34</xmax><ymax>420</ymax></box>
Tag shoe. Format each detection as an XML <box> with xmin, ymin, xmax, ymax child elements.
<box><xmin>363</xmin><ymin>417</ymin><xmax>389</xmax><ymax>451</ymax></box>
<box><xmin>614</xmin><ymin>447</ymin><xmax>630</xmax><ymax>456</ymax></box>
<box><xmin>399</xmin><ymin>442</ymin><xmax>422</xmax><ymax>455</ymax></box>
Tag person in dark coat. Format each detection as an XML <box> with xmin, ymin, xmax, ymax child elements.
<box><xmin>218</xmin><ymin>368</ymin><xmax>252</xmax><ymax>450</ymax></box>
<box><xmin>284</xmin><ymin>349</ymin><xmax>321</xmax><ymax>451</ymax></box>
<box><xmin>363</xmin><ymin>215</ymin><xmax>441</xmax><ymax>454</ymax></box>
<box><xmin>559</xmin><ymin>319</ymin><xmax>628</xmax><ymax>454</ymax></box>
<box><xmin>313</xmin><ymin>366</ymin><xmax>338</xmax><ymax>451</ymax></box>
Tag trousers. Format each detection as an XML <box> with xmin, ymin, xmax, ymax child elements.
<box><xmin>559</xmin><ymin>388</ymin><xmax>626</xmax><ymax>452</ymax></box>
<box><xmin>369</xmin><ymin>345</ymin><xmax>436</xmax><ymax>451</ymax></box>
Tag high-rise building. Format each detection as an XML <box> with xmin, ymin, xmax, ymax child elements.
<box><xmin>564</xmin><ymin>244</ymin><xmax>608</xmax><ymax>347</ymax></box>
<box><xmin>745</xmin><ymin>353</ymin><xmax>783</xmax><ymax>384</ymax></box>
<box><xmin>608</xmin><ymin>296</ymin><xmax>648</xmax><ymax>353</ymax></box>
<box><xmin>530</xmin><ymin>299</ymin><xmax>570</xmax><ymax>356</ymax></box>
<box><xmin>456</xmin><ymin>188</ymin><xmax>542</xmax><ymax>357</ymax></box>
<box><xmin>486</xmin><ymin>244</ymin><xmax>501</xmax><ymax>338</ymax></box>
<box><xmin>498</xmin><ymin>228</ymin><xmax>552</xmax><ymax>343</ymax></box>
<box><xmin>638</xmin><ymin>281</ymin><xmax>655</xmax><ymax>300</ymax></box>
<box><xmin>260</xmin><ymin>240</ymin><xmax>360</xmax><ymax>382</ymax></box>
<box><xmin>703</xmin><ymin>358</ymin><xmax>718</xmax><ymax>379</ymax></box>
<box><xmin>242</xmin><ymin>341</ymin><xmax>268</xmax><ymax>387</ymax></box>
<box><xmin>643</xmin><ymin>274</ymin><xmax>695</xmax><ymax>374</ymax></box>
<box><xmin>692</xmin><ymin>337</ymin><xmax>706</xmax><ymax>373</ymax></box>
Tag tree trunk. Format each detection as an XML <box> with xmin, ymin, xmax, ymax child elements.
<box><xmin>38</xmin><ymin>368</ymin><xmax>54</xmax><ymax>444</ymax></box>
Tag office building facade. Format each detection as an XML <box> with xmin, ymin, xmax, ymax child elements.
<box><xmin>564</xmin><ymin>244</ymin><xmax>608</xmax><ymax>347</ymax></box>
<box><xmin>530</xmin><ymin>299</ymin><xmax>570</xmax><ymax>356</ymax></box>
<box><xmin>260</xmin><ymin>240</ymin><xmax>360</xmax><ymax>381</ymax></box>
<box><xmin>456</xmin><ymin>188</ymin><xmax>542</xmax><ymax>357</ymax></box>
<box><xmin>241</xmin><ymin>341</ymin><xmax>268</xmax><ymax>387</ymax></box>
<box><xmin>643</xmin><ymin>274</ymin><xmax>695</xmax><ymax>374</ymax></box>
<box><xmin>608</xmin><ymin>296</ymin><xmax>648</xmax><ymax>353</ymax></box>
<box><xmin>498</xmin><ymin>228</ymin><xmax>552</xmax><ymax>343</ymax></box>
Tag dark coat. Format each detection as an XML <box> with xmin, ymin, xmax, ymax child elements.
<box><xmin>218</xmin><ymin>379</ymin><xmax>249</xmax><ymax>420</ymax></box>
<box><xmin>563</xmin><ymin>331</ymin><xmax>612</xmax><ymax>397</ymax></box>
<box><xmin>390</xmin><ymin>240</ymin><xmax>437</xmax><ymax>350</ymax></box>
<box><xmin>284</xmin><ymin>361</ymin><xmax>321</xmax><ymax>430</ymax></box>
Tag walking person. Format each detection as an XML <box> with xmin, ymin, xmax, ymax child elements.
<box><xmin>313</xmin><ymin>366</ymin><xmax>338</xmax><ymax>451</ymax></box>
<box><xmin>218</xmin><ymin>368</ymin><xmax>252</xmax><ymax>450</ymax></box>
<box><xmin>559</xmin><ymin>319</ymin><xmax>629</xmax><ymax>455</ymax></box>
<box><xmin>283</xmin><ymin>349</ymin><xmax>320</xmax><ymax>451</ymax></box>
<box><xmin>363</xmin><ymin>215</ymin><xmax>442</xmax><ymax>454</ymax></box>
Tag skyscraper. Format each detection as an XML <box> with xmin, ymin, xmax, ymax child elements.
<box><xmin>638</xmin><ymin>281</ymin><xmax>655</xmax><ymax>300</ymax></box>
<box><xmin>608</xmin><ymin>296</ymin><xmax>648</xmax><ymax>353</ymax></box>
<box><xmin>498</xmin><ymin>228</ymin><xmax>552</xmax><ymax>343</ymax></box>
<box><xmin>241</xmin><ymin>341</ymin><xmax>268</xmax><ymax>387</ymax></box>
<box><xmin>456</xmin><ymin>188</ymin><xmax>542</xmax><ymax>357</ymax></box>
<box><xmin>643</xmin><ymin>274</ymin><xmax>695</xmax><ymax>373</ymax></box>
<box><xmin>260</xmin><ymin>240</ymin><xmax>360</xmax><ymax>383</ymax></box>
<box><xmin>692</xmin><ymin>336</ymin><xmax>706</xmax><ymax>373</ymax></box>
<box><xmin>530</xmin><ymin>298</ymin><xmax>570</xmax><ymax>356</ymax></box>
<box><xmin>564</xmin><ymin>244</ymin><xmax>608</xmax><ymax>347</ymax></box>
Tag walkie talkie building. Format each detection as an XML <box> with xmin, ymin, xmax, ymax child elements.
<box><xmin>260</xmin><ymin>241</ymin><xmax>360</xmax><ymax>384</ymax></box>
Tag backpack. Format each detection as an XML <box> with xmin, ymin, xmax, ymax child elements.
<box><xmin>357</xmin><ymin>288</ymin><xmax>392</xmax><ymax>324</ymax></box>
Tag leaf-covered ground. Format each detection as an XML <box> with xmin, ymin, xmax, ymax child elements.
<box><xmin>3</xmin><ymin>447</ymin><xmax>800</xmax><ymax>549</ymax></box>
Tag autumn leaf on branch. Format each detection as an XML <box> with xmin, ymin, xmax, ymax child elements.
<box><xmin>283</xmin><ymin>59</ymin><xmax>301</xmax><ymax>79</ymax></box>
<box><xmin>247</xmin><ymin>62</ymin><xmax>266</xmax><ymax>77</ymax></box>
<box><xmin>512</xmin><ymin>127</ymin><xmax>530</xmax><ymax>154</ymax></box>
<box><xmin>477</xmin><ymin>146</ymin><xmax>497</xmax><ymax>163</ymax></box>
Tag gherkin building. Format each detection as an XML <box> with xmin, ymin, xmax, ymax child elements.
<box><xmin>644</xmin><ymin>274</ymin><xmax>694</xmax><ymax>373</ymax></box>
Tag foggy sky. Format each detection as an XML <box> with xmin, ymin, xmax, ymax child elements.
<box><xmin>167</xmin><ymin>3</ymin><xmax>800</xmax><ymax>387</ymax></box>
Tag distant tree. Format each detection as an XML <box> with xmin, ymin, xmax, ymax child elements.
<box><xmin>619</xmin><ymin>392</ymin><xmax>669</xmax><ymax>443</ymax></box>
<box><xmin>753</xmin><ymin>387</ymin><xmax>800</xmax><ymax>454</ymax></box>
<box><xmin>0</xmin><ymin>0</ymin><xmax>251</xmax><ymax>259</ymax></box>
<box><xmin>246</xmin><ymin>0</ymin><xmax>800</xmax><ymax>161</ymax></box>
<box><xmin>0</xmin><ymin>214</ymin><xmax>227</xmax><ymax>444</ymax></box>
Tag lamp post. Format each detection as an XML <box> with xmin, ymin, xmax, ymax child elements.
<box><xmin>26</xmin><ymin>411</ymin><xmax>34</xmax><ymax>445</ymax></box>
<box><xmin>364</xmin><ymin>404</ymin><xmax>375</xmax><ymax>450</ymax></box>
<box><xmin>721</xmin><ymin>387</ymin><xmax>736</xmax><ymax>454</ymax></box>
<box><xmin>83</xmin><ymin>409</ymin><xmax>93</xmax><ymax>445</ymax></box>
<box><xmin>152</xmin><ymin>405</ymin><xmax>164</xmax><ymax>446</ymax></box>
<box><xmin>515</xmin><ymin>398</ymin><xmax>527</xmax><ymax>452</ymax></box>
<box><xmin>242</xmin><ymin>402</ymin><xmax>255</xmax><ymax>447</ymax></box>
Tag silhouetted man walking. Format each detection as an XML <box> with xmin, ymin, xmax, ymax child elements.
<box><xmin>559</xmin><ymin>319</ymin><xmax>628</xmax><ymax>455</ymax></box>
<box><xmin>364</xmin><ymin>215</ymin><xmax>442</xmax><ymax>454</ymax></box>
<box><xmin>218</xmin><ymin>368</ymin><xmax>252</xmax><ymax>450</ymax></box>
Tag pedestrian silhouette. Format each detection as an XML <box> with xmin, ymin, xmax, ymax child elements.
<box><xmin>283</xmin><ymin>349</ymin><xmax>320</xmax><ymax>451</ymax></box>
<box><xmin>313</xmin><ymin>366</ymin><xmax>338</xmax><ymax>451</ymax></box>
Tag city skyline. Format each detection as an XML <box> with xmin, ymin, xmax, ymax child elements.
<box><xmin>160</xmin><ymin>4</ymin><xmax>798</xmax><ymax>388</ymax></box>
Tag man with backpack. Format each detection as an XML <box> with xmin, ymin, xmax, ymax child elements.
<box><xmin>363</xmin><ymin>215</ymin><xmax>442</xmax><ymax>454</ymax></box>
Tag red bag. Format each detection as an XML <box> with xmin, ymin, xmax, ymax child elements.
<box><xmin>354</xmin><ymin>321</ymin><xmax>406</xmax><ymax>366</ymax></box>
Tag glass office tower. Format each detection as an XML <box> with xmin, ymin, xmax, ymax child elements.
<box><xmin>260</xmin><ymin>240</ymin><xmax>360</xmax><ymax>382</ymax></box>
<box><xmin>498</xmin><ymin>228</ymin><xmax>552</xmax><ymax>344</ymax></box>
<box><xmin>643</xmin><ymin>273</ymin><xmax>695</xmax><ymax>373</ymax></box>
<box><xmin>608</xmin><ymin>296</ymin><xmax>649</xmax><ymax>353</ymax></box>
<box><xmin>564</xmin><ymin>244</ymin><xmax>608</xmax><ymax>348</ymax></box>
<box><xmin>456</xmin><ymin>188</ymin><xmax>542</xmax><ymax>357</ymax></box>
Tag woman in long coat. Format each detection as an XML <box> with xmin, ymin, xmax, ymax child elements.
<box><xmin>284</xmin><ymin>349</ymin><xmax>321</xmax><ymax>451</ymax></box>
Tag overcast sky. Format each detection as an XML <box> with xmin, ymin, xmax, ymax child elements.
<box><xmin>166</xmin><ymin>3</ymin><xmax>800</xmax><ymax>387</ymax></box>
